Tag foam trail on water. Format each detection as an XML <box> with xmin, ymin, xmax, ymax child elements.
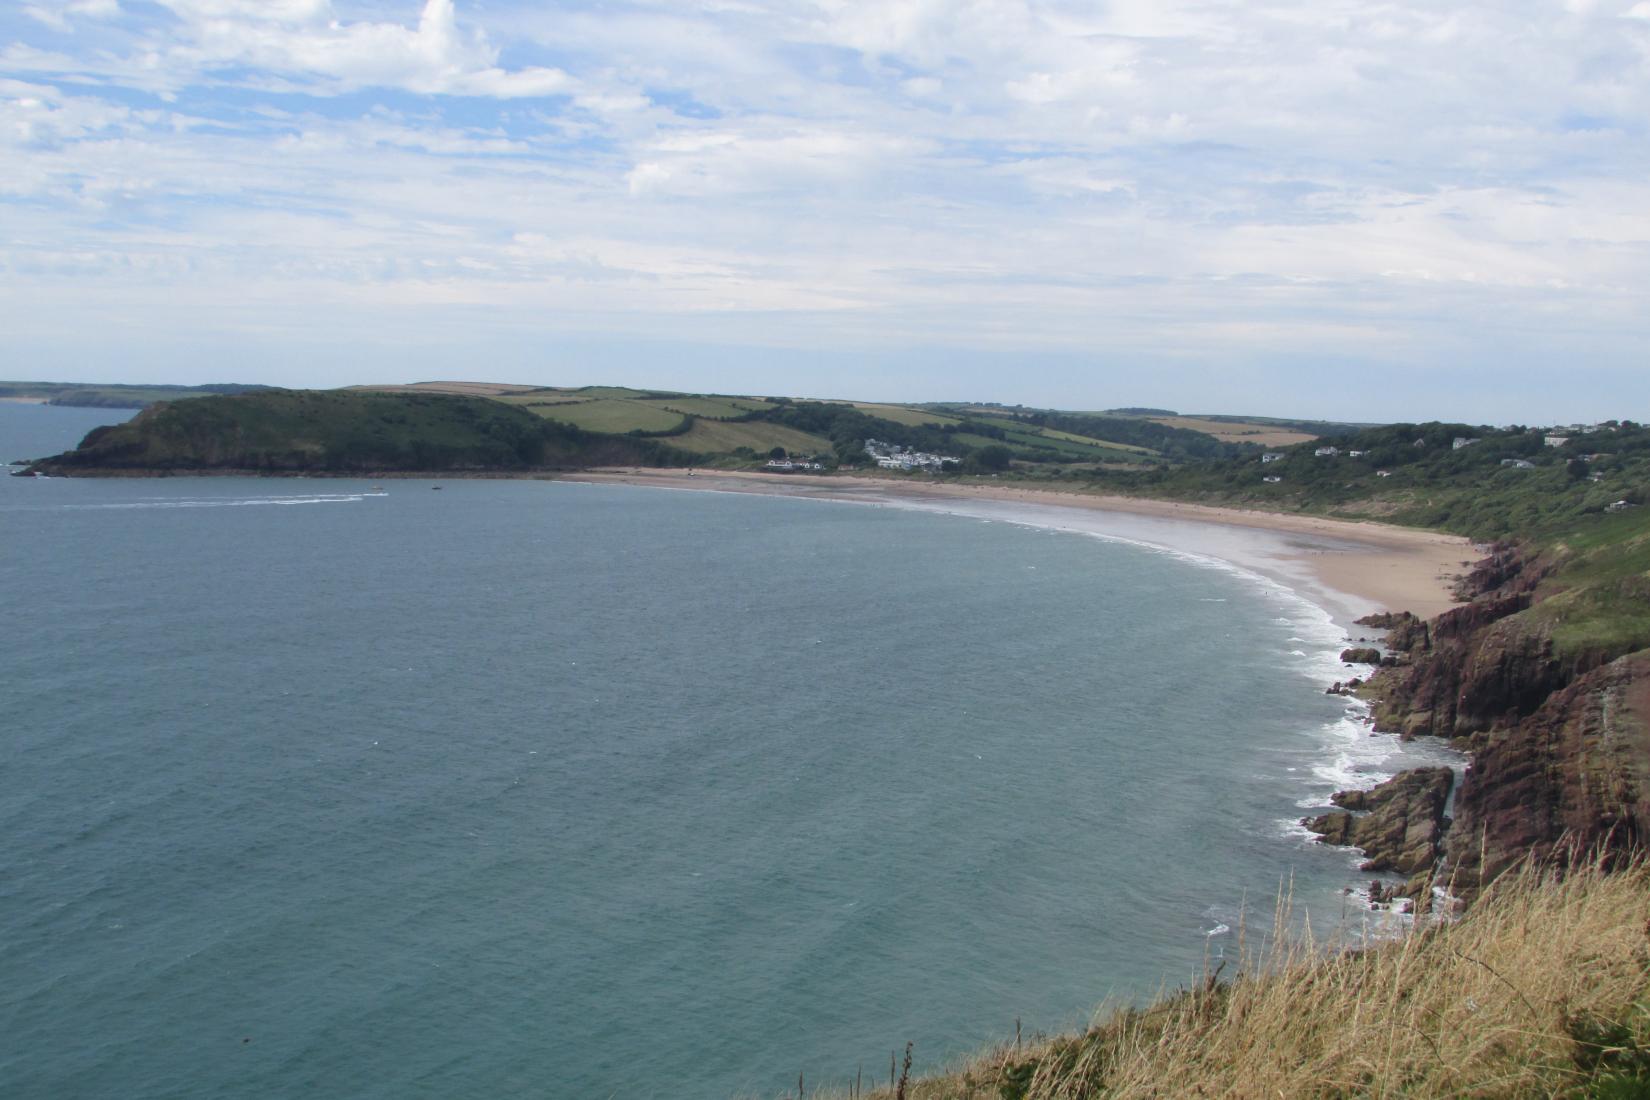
<box><xmin>57</xmin><ymin>494</ymin><xmax>368</xmax><ymax>510</ymax></box>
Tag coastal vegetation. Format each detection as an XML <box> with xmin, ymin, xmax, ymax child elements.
<box><xmin>1117</xmin><ymin>420</ymin><xmax>1650</xmax><ymax>541</ymax></box>
<box><xmin>839</xmin><ymin>860</ymin><xmax>1650</xmax><ymax>1099</ymax></box>
<box><xmin>25</xmin><ymin>389</ymin><xmax>696</xmax><ymax>474</ymax></box>
<box><xmin>351</xmin><ymin>382</ymin><xmax>1258</xmax><ymax>468</ymax></box>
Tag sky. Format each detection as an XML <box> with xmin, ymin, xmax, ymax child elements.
<box><xmin>2</xmin><ymin>1</ymin><xmax>1647</xmax><ymax>422</ymax></box>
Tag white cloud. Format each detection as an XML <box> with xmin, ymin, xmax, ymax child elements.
<box><xmin>141</xmin><ymin>0</ymin><xmax>576</xmax><ymax>97</ymax></box>
<box><xmin>23</xmin><ymin>0</ymin><xmax>120</xmax><ymax>32</ymax></box>
<box><xmin>3</xmin><ymin>0</ymin><xmax>1650</xmax><ymax>415</ymax></box>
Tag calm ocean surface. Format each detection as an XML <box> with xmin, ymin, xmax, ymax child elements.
<box><xmin>2</xmin><ymin>405</ymin><xmax>1433</xmax><ymax>1098</ymax></box>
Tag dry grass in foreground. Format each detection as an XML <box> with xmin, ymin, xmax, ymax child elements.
<box><xmin>827</xmin><ymin>860</ymin><xmax>1650</xmax><ymax>1099</ymax></box>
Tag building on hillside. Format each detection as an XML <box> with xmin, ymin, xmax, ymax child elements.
<box><xmin>1347</xmin><ymin>450</ymin><xmax>1366</xmax><ymax>458</ymax></box>
<box><xmin>1314</xmin><ymin>446</ymin><xmax>1340</xmax><ymax>457</ymax></box>
<box><xmin>1499</xmin><ymin>458</ymin><xmax>1536</xmax><ymax>469</ymax></box>
<box><xmin>1544</xmin><ymin>435</ymin><xmax>1571</xmax><ymax>448</ymax></box>
<box><xmin>1263</xmin><ymin>475</ymin><xmax>1283</xmax><ymax>483</ymax></box>
<box><xmin>1376</xmin><ymin>470</ymin><xmax>1393</xmax><ymax>477</ymax></box>
<box><xmin>1261</xmin><ymin>452</ymin><xmax>1285</xmax><ymax>463</ymax></box>
<box><xmin>865</xmin><ymin>438</ymin><xmax>958</xmax><ymax>471</ymax></box>
<box><xmin>1453</xmin><ymin>437</ymin><xmax>1480</xmax><ymax>450</ymax></box>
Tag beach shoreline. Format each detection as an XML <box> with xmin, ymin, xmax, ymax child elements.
<box><xmin>560</xmin><ymin>468</ymin><xmax>1477</xmax><ymax>632</ymax></box>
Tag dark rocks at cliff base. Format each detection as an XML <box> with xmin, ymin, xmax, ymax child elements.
<box><xmin>1340</xmin><ymin>647</ymin><xmax>1383</xmax><ymax>665</ymax></box>
<box><xmin>1356</xmin><ymin>611</ymin><xmax>1415</xmax><ymax>630</ymax></box>
<box><xmin>1303</xmin><ymin>767</ymin><xmax>1455</xmax><ymax>875</ymax></box>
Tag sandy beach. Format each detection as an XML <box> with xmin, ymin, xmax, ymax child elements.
<box><xmin>562</xmin><ymin>468</ymin><xmax>1477</xmax><ymax>632</ymax></box>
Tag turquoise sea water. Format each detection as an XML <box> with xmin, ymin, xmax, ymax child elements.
<box><xmin>2</xmin><ymin>405</ymin><xmax>1431</xmax><ymax>1098</ymax></box>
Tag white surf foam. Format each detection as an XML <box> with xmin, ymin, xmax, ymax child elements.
<box><xmin>58</xmin><ymin>493</ymin><xmax>368</xmax><ymax>510</ymax></box>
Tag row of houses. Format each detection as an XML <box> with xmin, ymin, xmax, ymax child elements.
<box><xmin>863</xmin><ymin>438</ymin><xmax>960</xmax><ymax>471</ymax></box>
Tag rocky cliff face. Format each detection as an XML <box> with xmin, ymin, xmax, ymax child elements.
<box><xmin>1311</xmin><ymin>541</ymin><xmax>1650</xmax><ymax>902</ymax></box>
<box><xmin>1446</xmin><ymin>650</ymin><xmax>1650</xmax><ymax>891</ymax></box>
<box><xmin>1303</xmin><ymin>767</ymin><xmax>1453</xmax><ymax>880</ymax></box>
<box><xmin>1365</xmin><ymin>547</ymin><xmax>1558</xmax><ymax>741</ymax></box>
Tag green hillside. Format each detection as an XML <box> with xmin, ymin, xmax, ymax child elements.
<box><xmin>360</xmin><ymin>384</ymin><xmax>1269</xmax><ymax>469</ymax></box>
<box><xmin>26</xmin><ymin>390</ymin><xmax>695</xmax><ymax>474</ymax></box>
<box><xmin>1120</xmin><ymin>419</ymin><xmax>1649</xmax><ymax>540</ymax></box>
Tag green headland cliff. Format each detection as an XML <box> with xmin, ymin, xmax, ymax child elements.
<box><xmin>22</xmin><ymin>389</ymin><xmax>694</xmax><ymax>475</ymax></box>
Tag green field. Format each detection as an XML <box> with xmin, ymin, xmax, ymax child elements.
<box><xmin>647</xmin><ymin>396</ymin><xmax>765</xmax><ymax>420</ymax></box>
<box><xmin>528</xmin><ymin>399</ymin><xmax>687</xmax><ymax>434</ymax></box>
<box><xmin>496</xmin><ymin>393</ymin><xmax>587</xmax><ymax>406</ymax></box>
<box><xmin>1040</xmin><ymin>426</ymin><xmax>1158</xmax><ymax>455</ymax></box>
<box><xmin>673</xmin><ymin>419</ymin><xmax>832</xmax><ymax>455</ymax></box>
<box><xmin>843</xmin><ymin>402</ymin><xmax>963</xmax><ymax>428</ymax></box>
<box><xmin>573</xmin><ymin>386</ymin><xmax>673</xmax><ymax>400</ymax></box>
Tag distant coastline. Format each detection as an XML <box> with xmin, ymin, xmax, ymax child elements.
<box><xmin>559</xmin><ymin>467</ymin><xmax>1475</xmax><ymax>628</ymax></box>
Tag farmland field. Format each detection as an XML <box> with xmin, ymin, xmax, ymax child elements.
<box><xmin>529</xmin><ymin>399</ymin><xmax>687</xmax><ymax>434</ymax></box>
<box><xmin>846</xmin><ymin>403</ymin><xmax>963</xmax><ymax>428</ymax></box>
<box><xmin>1147</xmin><ymin>416</ymin><xmax>1318</xmax><ymax>447</ymax></box>
<box><xmin>1039</xmin><ymin>427</ymin><xmax>1158</xmax><ymax>455</ymax></box>
<box><xmin>647</xmin><ymin>396</ymin><xmax>767</xmax><ymax>420</ymax></box>
<box><xmin>672</xmin><ymin>419</ymin><xmax>833</xmax><ymax>455</ymax></box>
<box><xmin>358</xmin><ymin>381</ymin><xmax>544</xmax><ymax>396</ymax></box>
<box><xmin>498</xmin><ymin>393</ymin><xmax>587</xmax><ymax>406</ymax></box>
<box><xmin>575</xmin><ymin>386</ymin><xmax>672</xmax><ymax>400</ymax></box>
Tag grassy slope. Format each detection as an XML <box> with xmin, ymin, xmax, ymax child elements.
<box><xmin>674</xmin><ymin>418</ymin><xmax>834</xmax><ymax>455</ymax></box>
<box><xmin>843</xmin><ymin>403</ymin><xmax>965</xmax><ymax>428</ymax></box>
<box><xmin>347</xmin><ymin>384</ymin><xmax>1265</xmax><ymax>468</ymax></box>
<box><xmin>1146</xmin><ymin>414</ymin><xmax>1319</xmax><ymax>447</ymax></box>
<box><xmin>650</xmin><ymin>396</ymin><xmax>772</xmax><ymax>420</ymax></box>
<box><xmin>1526</xmin><ymin>509</ymin><xmax>1650</xmax><ymax>666</ymax></box>
<box><xmin>844</xmin><ymin>862</ymin><xmax>1650</xmax><ymax>1100</ymax></box>
<box><xmin>527</xmin><ymin>398</ymin><xmax>688</xmax><ymax>433</ymax></box>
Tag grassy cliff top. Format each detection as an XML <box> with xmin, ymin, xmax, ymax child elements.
<box><xmin>846</xmin><ymin>861</ymin><xmax>1650</xmax><ymax>1099</ymax></box>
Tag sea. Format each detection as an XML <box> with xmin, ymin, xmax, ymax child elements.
<box><xmin>0</xmin><ymin>404</ymin><xmax>1456</xmax><ymax>1099</ymax></box>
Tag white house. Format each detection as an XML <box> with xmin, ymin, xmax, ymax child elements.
<box><xmin>1315</xmin><ymin>446</ymin><xmax>1340</xmax><ymax>457</ymax></box>
<box><xmin>1453</xmin><ymin>437</ymin><xmax>1480</xmax><ymax>450</ymax></box>
<box><xmin>1261</xmin><ymin>453</ymin><xmax>1285</xmax><ymax>464</ymax></box>
<box><xmin>1544</xmin><ymin>435</ymin><xmax>1570</xmax><ymax>448</ymax></box>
